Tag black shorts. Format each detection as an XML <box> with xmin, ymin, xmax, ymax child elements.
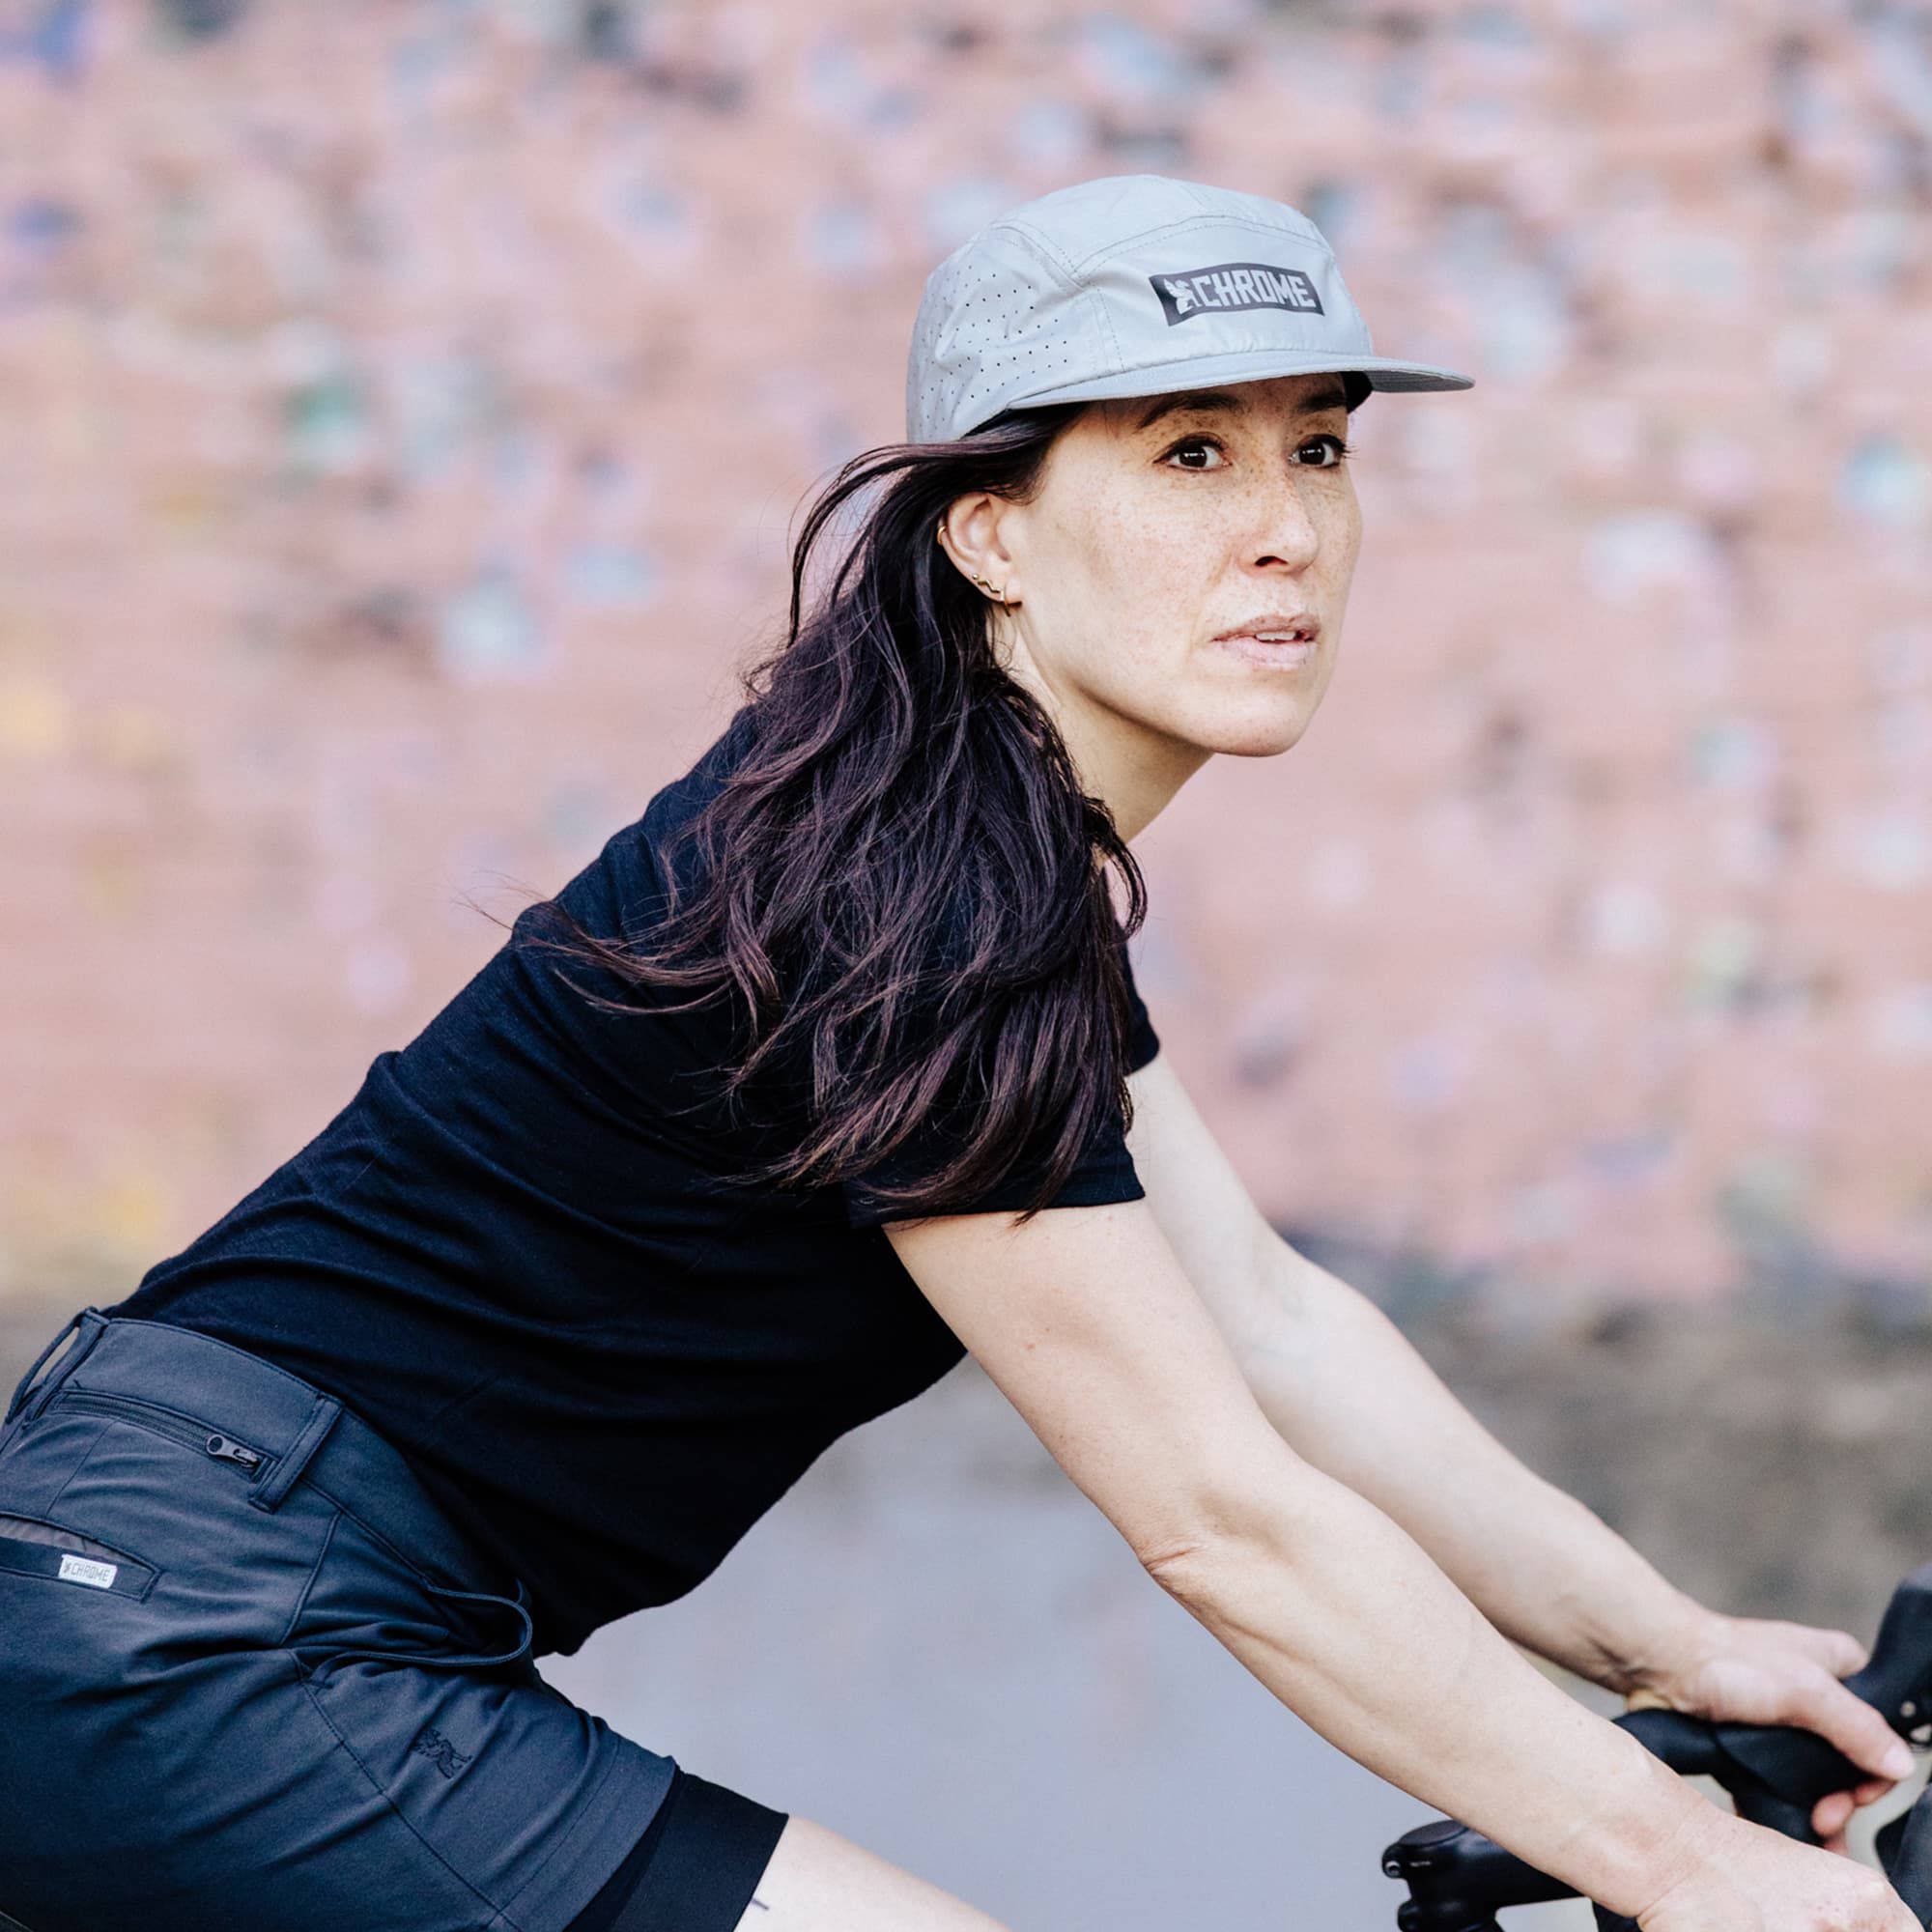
<box><xmin>0</xmin><ymin>1308</ymin><xmax>788</xmax><ymax>1932</ymax></box>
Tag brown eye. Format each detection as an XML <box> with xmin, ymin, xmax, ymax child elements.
<box><xmin>1295</xmin><ymin>436</ymin><xmax>1353</xmax><ymax>468</ymax></box>
<box><xmin>1162</xmin><ymin>437</ymin><xmax>1226</xmax><ymax>471</ymax></box>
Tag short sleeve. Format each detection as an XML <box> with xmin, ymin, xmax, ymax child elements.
<box><xmin>840</xmin><ymin>935</ymin><xmax>1159</xmax><ymax>1230</ymax></box>
<box><xmin>1122</xmin><ymin>938</ymin><xmax>1161</xmax><ymax>1074</ymax></box>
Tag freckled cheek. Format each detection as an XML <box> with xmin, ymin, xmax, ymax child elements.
<box><xmin>1321</xmin><ymin>497</ymin><xmax>1363</xmax><ymax>576</ymax></box>
<box><xmin>1064</xmin><ymin>563</ymin><xmax>1220</xmax><ymax>716</ymax></box>
<box><xmin>1065</xmin><ymin>501</ymin><xmax>1228</xmax><ymax>623</ymax></box>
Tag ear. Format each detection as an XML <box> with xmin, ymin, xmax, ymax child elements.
<box><xmin>936</xmin><ymin>492</ymin><xmax>1022</xmax><ymax>606</ymax></box>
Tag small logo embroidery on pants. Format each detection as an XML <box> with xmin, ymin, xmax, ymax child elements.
<box><xmin>410</xmin><ymin>1726</ymin><xmax>471</xmax><ymax>1780</ymax></box>
<box><xmin>58</xmin><ymin>1553</ymin><xmax>117</xmax><ymax>1590</ymax></box>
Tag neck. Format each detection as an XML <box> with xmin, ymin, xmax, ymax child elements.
<box><xmin>997</xmin><ymin>632</ymin><xmax>1211</xmax><ymax>843</ymax></box>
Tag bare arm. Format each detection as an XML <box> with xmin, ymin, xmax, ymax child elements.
<box><xmin>1122</xmin><ymin>1053</ymin><xmax>1911</xmax><ymax>1791</ymax></box>
<box><xmin>883</xmin><ymin>1194</ymin><xmax>1728</xmax><ymax>1919</ymax></box>
<box><xmin>1122</xmin><ymin>1055</ymin><xmax>1690</xmax><ymax>1685</ymax></box>
<box><xmin>1238</xmin><ymin>1243</ymin><xmax>1698</xmax><ymax>1683</ymax></box>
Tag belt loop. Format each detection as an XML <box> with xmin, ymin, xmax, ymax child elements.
<box><xmin>248</xmin><ymin>1393</ymin><xmax>341</xmax><ymax>1514</ymax></box>
<box><xmin>6</xmin><ymin>1307</ymin><xmax>109</xmax><ymax>1429</ymax></box>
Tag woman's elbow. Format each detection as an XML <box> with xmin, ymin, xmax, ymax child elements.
<box><xmin>1128</xmin><ymin>1450</ymin><xmax>1309</xmax><ymax>1604</ymax></box>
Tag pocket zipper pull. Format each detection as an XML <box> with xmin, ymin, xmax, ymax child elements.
<box><xmin>205</xmin><ymin>1433</ymin><xmax>263</xmax><ymax>1469</ymax></box>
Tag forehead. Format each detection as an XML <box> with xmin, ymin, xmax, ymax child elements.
<box><xmin>1094</xmin><ymin>374</ymin><xmax>1354</xmax><ymax>434</ymax></box>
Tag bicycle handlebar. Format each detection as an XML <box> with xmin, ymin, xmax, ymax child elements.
<box><xmin>1382</xmin><ymin>1561</ymin><xmax>1932</xmax><ymax>1930</ymax></box>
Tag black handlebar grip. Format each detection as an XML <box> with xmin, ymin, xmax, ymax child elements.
<box><xmin>1618</xmin><ymin>1693</ymin><xmax>1848</xmax><ymax>1834</ymax></box>
<box><xmin>1708</xmin><ymin>1718</ymin><xmax>1856</xmax><ymax>1832</ymax></box>
<box><xmin>1616</xmin><ymin>1707</ymin><xmax>1730</xmax><ymax>1777</ymax></box>
<box><xmin>1613</xmin><ymin>1564</ymin><xmax>1932</xmax><ymax>1843</ymax></box>
<box><xmin>1700</xmin><ymin>1565</ymin><xmax>1932</xmax><ymax>1845</ymax></box>
<box><xmin>1727</xmin><ymin>1776</ymin><xmax>1824</xmax><ymax>1845</ymax></box>
<box><xmin>1610</xmin><ymin>1705</ymin><xmax>1829</xmax><ymax>1840</ymax></box>
<box><xmin>1385</xmin><ymin>1567</ymin><xmax>1932</xmax><ymax>1929</ymax></box>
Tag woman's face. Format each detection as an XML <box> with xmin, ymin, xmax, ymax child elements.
<box><xmin>946</xmin><ymin>371</ymin><xmax>1364</xmax><ymax>821</ymax></box>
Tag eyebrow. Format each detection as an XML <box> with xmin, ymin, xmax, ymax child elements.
<box><xmin>1134</xmin><ymin>384</ymin><xmax>1352</xmax><ymax>429</ymax></box>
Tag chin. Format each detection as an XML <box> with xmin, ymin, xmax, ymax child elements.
<box><xmin>1186</xmin><ymin>696</ymin><xmax>1322</xmax><ymax>759</ymax></box>
<box><xmin>1221</xmin><ymin>718</ymin><xmax>1316</xmax><ymax>758</ymax></box>
<box><xmin>1162</xmin><ymin>656</ymin><xmax>1338</xmax><ymax>758</ymax></box>
<box><xmin>1128</xmin><ymin>685</ymin><xmax>1324</xmax><ymax>764</ymax></box>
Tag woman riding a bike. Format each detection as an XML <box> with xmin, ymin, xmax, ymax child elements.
<box><xmin>0</xmin><ymin>174</ymin><xmax>1916</xmax><ymax>1932</ymax></box>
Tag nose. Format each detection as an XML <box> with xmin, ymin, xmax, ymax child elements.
<box><xmin>1246</xmin><ymin>471</ymin><xmax>1322</xmax><ymax>572</ymax></box>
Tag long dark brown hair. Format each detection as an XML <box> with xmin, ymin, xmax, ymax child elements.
<box><xmin>511</xmin><ymin>401</ymin><xmax>1167</xmax><ymax>1224</ymax></box>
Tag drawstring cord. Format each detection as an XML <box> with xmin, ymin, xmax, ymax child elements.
<box><xmin>309</xmin><ymin>1573</ymin><xmax>534</xmax><ymax>1675</ymax></box>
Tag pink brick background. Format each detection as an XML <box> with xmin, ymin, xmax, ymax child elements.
<box><xmin>5</xmin><ymin>0</ymin><xmax>1930</xmax><ymax>1319</ymax></box>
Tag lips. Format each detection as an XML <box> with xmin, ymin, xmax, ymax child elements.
<box><xmin>1213</xmin><ymin>612</ymin><xmax>1321</xmax><ymax>644</ymax></box>
<box><xmin>1212</xmin><ymin>611</ymin><xmax>1322</xmax><ymax>671</ymax></box>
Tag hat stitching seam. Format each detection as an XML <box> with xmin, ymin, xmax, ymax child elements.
<box><xmin>1082</xmin><ymin>284</ymin><xmax>1127</xmax><ymax>381</ymax></box>
<box><xmin>980</xmin><ymin>223</ymin><xmax>1086</xmax><ymax>293</ymax></box>
<box><xmin>995</xmin><ymin>210</ymin><xmax>1337</xmax><ymax>279</ymax></box>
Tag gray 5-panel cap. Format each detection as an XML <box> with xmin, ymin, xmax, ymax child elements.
<box><xmin>906</xmin><ymin>174</ymin><xmax>1473</xmax><ymax>444</ymax></box>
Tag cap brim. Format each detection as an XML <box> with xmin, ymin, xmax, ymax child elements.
<box><xmin>999</xmin><ymin>347</ymin><xmax>1475</xmax><ymax>413</ymax></box>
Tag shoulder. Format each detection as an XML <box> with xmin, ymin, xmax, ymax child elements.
<box><xmin>638</xmin><ymin>705</ymin><xmax>758</xmax><ymax>851</ymax></box>
<box><xmin>497</xmin><ymin>707</ymin><xmax>759</xmax><ymax>1008</ymax></box>
<box><xmin>546</xmin><ymin>707</ymin><xmax>757</xmax><ymax>917</ymax></box>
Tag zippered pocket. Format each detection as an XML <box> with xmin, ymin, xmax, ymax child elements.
<box><xmin>44</xmin><ymin>1390</ymin><xmax>273</xmax><ymax>1480</ymax></box>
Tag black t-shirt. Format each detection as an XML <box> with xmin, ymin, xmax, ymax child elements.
<box><xmin>109</xmin><ymin>707</ymin><xmax>1160</xmax><ymax>1657</ymax></box>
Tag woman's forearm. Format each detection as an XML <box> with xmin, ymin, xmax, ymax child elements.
<box><xmin>1150</xmin><ymin>1457</ymin><xmax>1715</xmax><ymax>1918</ymax></box>
<box><xmin>1233</xmin><ymin>1244</ymin><xmax>1709</xmax><ymax>1690</ymax></box>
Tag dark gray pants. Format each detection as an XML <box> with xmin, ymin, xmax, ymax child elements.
<box><xmin>0</xmin><ymin>1310</ymin><xmax>681</xmax><ymax>1931</ymax></box>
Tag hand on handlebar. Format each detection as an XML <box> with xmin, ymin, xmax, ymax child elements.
<box><xmin>1628</xmin><ymin>1610</ymin><xmax>1917</xmax><ymax>1842</ymax></box>
<box><xmin>1384</xmin><ymin>1563</ymin><xmax>1932</xmax><ymax>1927</ymax></box>
<box><xmin>1636</xmin><ymin>1804</ymin><xmax>1918</xmax><ymax>1932</ymax></box>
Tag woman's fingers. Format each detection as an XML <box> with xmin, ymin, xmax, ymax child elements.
<box><xmin>1811</xmin><ymin>1776</ymin><xmax>1906</xmax><ymax>1851</ymax></box>
<box><xmin>1801</xmin><ymin>1624</ymin><xmax>1872</xmax><ymax>1678</ymax></box>
<box><xmin>1790</xmin><ymin>1672</ymin><xmax>1916</xmax><ymax>1783</ymax></box>
<box><xmin>1814</xmin><ymin>1789</ymin><xmax>1858</xmax><ymax>1843</ymax></box>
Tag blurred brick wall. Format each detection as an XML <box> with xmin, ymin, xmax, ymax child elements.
<box><xmin>3</xmin><ymin>0</ymin><xmax>1929</xmax><ymax>1318</ymax></box>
